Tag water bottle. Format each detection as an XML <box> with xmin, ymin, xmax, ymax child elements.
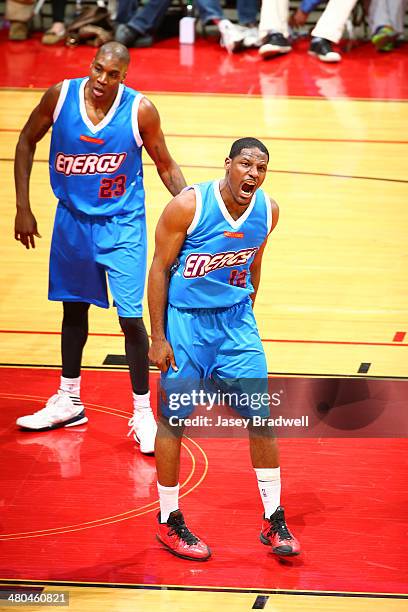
<box><xmin>179</xmin><ymin>3</ymin><xmax>195</xmax><ymax>45</ymax></box>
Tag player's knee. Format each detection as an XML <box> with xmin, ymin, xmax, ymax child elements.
<box><xmin>119</xmin><ymin>316</ymin><xmax>149</xmax><ymax>344</ymax></box>
<box><xmin>62</xmin><ymin>301</ymin><xmax>90</xmax><ymax>326</ymax></box>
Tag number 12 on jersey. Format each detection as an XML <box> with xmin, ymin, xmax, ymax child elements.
<box><xmin>229</xmin><ymin>269</ymin><xmax>247</xmax><ymax>288</ymax></box>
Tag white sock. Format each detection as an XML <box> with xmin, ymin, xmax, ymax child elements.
<box><xmin>158</xmin><ymin>483</ymin><xmax>179</xmax><ymax>523</ymax></box>
<box><xmin>255</xmin><ymin>467</ymin><xmax>281</xmax><ymax>518</ymax></box>
<box><xmin>60</xmin><ymin>376</ymin><xmax>81</xmax><ymax>396</ymax></box>
<box><xmin>133</xmin><ymin>391</ymin><xmax>151</xmax><ymax>414</ymax></box>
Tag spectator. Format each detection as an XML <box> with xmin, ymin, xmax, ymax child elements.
<box><xmin>369</xmin><ymin>0</ymin><xmax>408</xmax><ymax>51</ymax></box>
<box><xmin>115</xmin><ymin>0</ymin><xmax>173</xmax><ymax>47</ymax></box>
<box><xmin>194</xmin><ymin>0</ymin><xmax>260</xmax><ymax>53</ymax></box>
<box><xmin>116</xmin><ymin>0</ymin><xmax>260</xmax><ymax>52</ymax></box>
<box><xmin>42</xmin><ymin>0</ymin><xmax>67</xmax><ymax>44</ymax></box>
<box><xmin>6</xmin><ymin>0</ymin><xmax>34</xmax><ymax>40</ymax></box>
<box><xmin>258</xmin><ymin>0</ymin><xmax>358</xmax><ymax>62</ymax></box>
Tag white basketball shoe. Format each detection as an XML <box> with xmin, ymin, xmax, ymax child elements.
<box><xmin>16</xmin><ymin>390</ymin><xmax>88</xmax><ymax>431</ymax></box>
<box><xmin>127</xmin><ymin>409</ymin><xmax>157</xmax><ymax>454</ymax></box>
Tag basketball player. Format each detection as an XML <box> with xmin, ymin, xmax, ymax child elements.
<box><xmin>148</xmin><ymin>138</ymin><xmax>300</xmax><ymax>559</ymax></box>
<box><xmin>14</xmin><ymin>42</ymin><xmax>187</xmax><ymax>454</ymax></box>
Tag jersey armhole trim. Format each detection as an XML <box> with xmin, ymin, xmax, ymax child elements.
<box><xmin>53</xmin><ymin>79</ymin><xmax>69</xmax><ymax>124</ymax></box>
<box><xmin>132</xmin><ymin>93</ymin><xmax>144</xmax><ymax>148</ymax></box>
<box><xmin>264</xmin><ymin>191</ymin><xmax>273</xmax><ymax>234</ymax></box>
<box><xmin>186</xmin><ymin>185</ymin><xmax>202</xmax><ymax>235</ymax></box>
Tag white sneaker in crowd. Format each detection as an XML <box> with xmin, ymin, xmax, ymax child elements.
<box><xmin>242</xmin><ymin>26</ymin><xmax>260</xmax><ymax>48</ymax></box>
<box><xmin>218</xmin><ymin>19</ymin><xmax>246</xmax><ymax>53</ymax></box>
<box><xmin>128</xmin><ymin>409</ymin><xmax>157</xmax><ymax>454</ymax></box>
<box><xmin>16</xmin><ymin>390</ymin><xmax>88</xmax><ymax>431</ymax></box>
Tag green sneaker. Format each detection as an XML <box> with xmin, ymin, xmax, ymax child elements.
<box><xmin>372</xmin><ymin>25</ymin><xmax>397</xmax><ymax>51</ymax></box>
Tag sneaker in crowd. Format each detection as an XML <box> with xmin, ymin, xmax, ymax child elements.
<box><xmin>259</xmin><ymin>32</ymin><xmax>292</xmax><ymax>59</ymax></box>
<box><xmin>218</xmin><ymin>19</ymin><xmax>246</xmax><ymax>53</ymax></box>
<box><xmin>156</xmin><ymin>510</ymin><xmax>211</xmax><ymax>561</ymax></box>
<box><xmin>242</xmin><ymin>25</ymin><xmax>260</xmax><ymax>48</ymax></box>
<box><xmin>371</xmin><ymin>25</ymin><xmax>397</xmax><ymax>51</ymax></box>
<box><xmin>260</xmin><ymin>506</ymin><xmax>300</xmax><ymax>556</ymax></box>
<box><xmin>115</xmin><ymin>23</ymin><xmax>153</xmax><ymax>48</ymax></box>
<box><xmin>127</xmin><ymin>409</ymin><xmax>157</xmax><ymax>454</ymax></box>
<box><xmin>309</xmin><ymin>37</ymin><xmax>341</xmax><ymax>62</ymax></box>
<box><xmin>9</xmin><ymin>21</ymin><xmax>29</xmax><ymax>41</ymax></box>
<box><xmin>16</xmin><ymin>391</ymin><xmax>88</xmax><ymax>431</ymax></box>
<box><xmin>41</xmin><ymin>24</ymin><xmax>66</xmax><ymax>45</ymax></box>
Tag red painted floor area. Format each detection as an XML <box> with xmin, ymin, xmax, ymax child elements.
<box><xmin>1</xmin><ymin>32</ymin><xmax>407</xmax><ymax>99</ymax></box>
<box><xmin>1</xmin><ymin>368</ymin><xmax>407</xmax><ymax>594</ymax></box>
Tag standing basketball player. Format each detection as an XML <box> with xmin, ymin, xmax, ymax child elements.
<box><xmin>148</xmin><ymin>138</ymin><xmax>300</xmax><ymax>559</ymax></box>
<box><xmin>14</xmin><ymin>42</ymin><xmax>187</xmax><ymax>453</ymax></box>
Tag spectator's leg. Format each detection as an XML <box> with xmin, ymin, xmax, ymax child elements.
<box><xmin>368</xmin><ymin>0</ymin><xmax>405</xmax><ymax>50</ymax></box>
<box><xmin>237</xmin><ymin>0</ymin><xmax>259</xmax><ymax>26</ymax></box>
<box><xmin>194</xmin><ymin>0</ymin><xmax>224</xmax><ymax>25</ymax></box>
<box><xmin>116</xmin><ymin>0</ymin><xmax>139</xmax><ymax>24</ymax></box>
<box><xmin>41</xmin><ymin>0</ymin><xmax>67</xmax><ymax>44</ymax></box>
<box><xmin>311</xmin><ymin>0</ymin><xmax>358</xmax><ymax>43</ymax></box>
<box><xmin>370</xmin><ymin>0</ymin><xmax>408</xmax><ymax>33</ymax></box>
<box><xmin>128</xmin><ymin>0</ymin><xmax>173</xmax><ymax>35</ymax></box>
<box><xmin>51</xmin><ymin>0</ymin><xmax>66</xmax><ymax>23</ymax></box>
<box><xmin>259</xmin><ymin>0</ymin><xmax>289</xmax><ymax>39</ymax></box>
<box><xmin>6</xmin><ymin>0</ymin><xmax>34</xmax><ymax>40</ymax></box>
<box><xmin>258</xmin><ymin>0</ymin><xmax>292</xmax><ymax>59</ymax></box>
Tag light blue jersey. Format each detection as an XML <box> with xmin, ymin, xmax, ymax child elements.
<box><xmin>49</xmin><ymin>77</ymin><xmax>145</xmax><ymax>217</ymax></box>
<box><xmin>168</xmin><ymin>179</ymin><xmax>272</xmax><ymax>309</ymax></box>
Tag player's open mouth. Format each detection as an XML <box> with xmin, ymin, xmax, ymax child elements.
<box><xmin>93</xmin><ymin>87</ymin><xmax>104</xmax><ymax>97</ymax></box>
<box><xmin>240</xmin><ymin>181</ymin><xmax>256</xmax><ymax>197</ymax></box>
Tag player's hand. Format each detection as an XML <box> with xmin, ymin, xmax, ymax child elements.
<box><xmin>14</xmin><ymin>208</ymin><xmax>42</xmax><ymax>249</ymax></box>
<box><xmin>149</xmin><ymin>339</ymin><xmax>178</xmax><ymax>372</ymax></box>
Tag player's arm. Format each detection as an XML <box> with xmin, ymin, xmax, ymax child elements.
<box><xmin>148</xmin><ymin>189</ymin><xmax>196</xmax><ymax>372</ymax></box>
<box><xmin>250</xmin><ymin>198</ymin><xmax>279</xmax><ymax>306</ymax></box>
<box><xmin>14</xmin><ymin>82</ymin><xmax>61</xmax><ymax>249</ymax></box>
<box><xmin>138</xmin><ymin>97</ymin><xmax>187</xmax><ymax>197</ymax></box>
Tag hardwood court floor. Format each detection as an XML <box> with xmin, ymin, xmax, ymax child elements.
<box><xmin>1</xmin><ymin>88</ymin><xmax>407</xmax><ymax>377</ymax></box>
<box><xmin>0</xmin><ymin>32</ymin><xmax>407</xmax><ymax>612</ymax></box>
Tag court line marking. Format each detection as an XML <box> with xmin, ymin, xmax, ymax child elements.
<box><xmin>1</xmin><ymin>364</ymin><xmax>408</xmax><ymax>380</ymax></box>
<box><xmin>0</xmin><ymin>579</ymin><xmax>406</xmax><ymax>599</ymax></box>
<box><xmin>1</xmin><ymin>85</ymin><xmax>408</xmax><ymax>103</ymax></box>
<box><xmin>2</xmin><ymin>127</ymin><xmax>407</xmax><ymax>145</ymax></box>
<box><xmin>1</xmin><ymin>157</ymin><xmax>407</xmax><ymax>184</ymax></box>
<box><xmin>0</xmin><ymin>329</ymin><xmax>407</xmax><ymax>348</ymax></box>
<box><xmin>5</xmin><ymin>364</ymin><xmax>407</xmax><ymax>379</ymax></box>
<box><xmin>0</xmin><ymin>394</ymin><xmax>208</xmax><ymax>540</ymax></box>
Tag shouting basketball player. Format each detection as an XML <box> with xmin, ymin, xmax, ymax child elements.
<box><xmin>13</xmin><ymin>42</ymin><xmax>187</xmax><ymax>453</ymax></box>
<box><xmin>148</xmin><ymin>138</ymin><xmax>300</xmax><ymax>560</ymax></box>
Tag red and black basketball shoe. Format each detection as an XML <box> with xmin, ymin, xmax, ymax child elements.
<box><xmin>260</xmin><ymin>506</ymin><xmax>300</xmax><ymax>556</ymax></box>
<box><xmin>156</xmin><ymin>510</ymin><xmax>211</xmax><ymax>561</ymax></box>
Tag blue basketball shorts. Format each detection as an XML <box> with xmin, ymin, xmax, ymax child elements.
<box><xmin>160</xmin><ymin>299</ymin><xmax>269</xmax><ymax>419</ymax></box>
<box><xmin>49</xmin><ymin>202</ymin><xmax>146</xmax><ymax>318</ymax></box>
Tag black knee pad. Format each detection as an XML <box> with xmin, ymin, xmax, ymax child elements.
<box><xmin>119</xmin><ymin>317</ymin><xmax>149</xmax><ymax>343</ymax></box>
<box><xmin>62</xmin><ymin>302</ymin><xmax>90</xmax><ymax>326</ymax></box>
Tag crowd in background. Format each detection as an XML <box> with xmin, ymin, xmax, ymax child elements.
<box><xmin>4</xmin><ymin>0</ymin><xmax>408</xmax><ymax>62</ymax></box>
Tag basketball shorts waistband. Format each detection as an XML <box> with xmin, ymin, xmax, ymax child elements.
<box><xmin>168</xmin><ymin>298</ymin><xmax>251</xmax><ymax>315</ymax></box>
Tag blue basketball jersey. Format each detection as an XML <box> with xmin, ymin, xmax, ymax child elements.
<box><xmin>168</xmin><ymin>179</ymin><xmax>272</xmax><ymax>309</ymax></box>
<box><xmin>49</xmin><ymin>77</ymin><xmax>145</xmax><ymax>216</ymax></box>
